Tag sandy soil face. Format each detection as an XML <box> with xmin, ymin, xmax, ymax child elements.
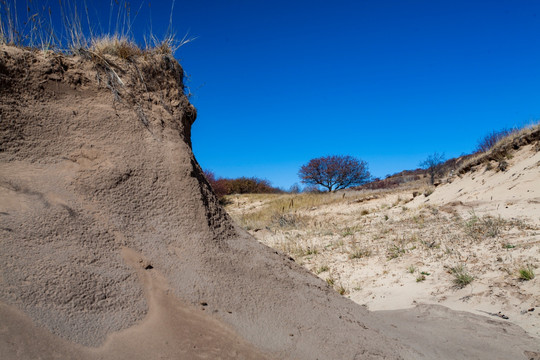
<box><xmin>227</xmin><ymin>142</ymin><xmax>540</xmax><ymax>339</ymax></box>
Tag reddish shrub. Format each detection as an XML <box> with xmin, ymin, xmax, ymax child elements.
<box><xmin>203</xmin><ymin>170</ymin><xmax>282</xmax><ymax>198</ymax></box>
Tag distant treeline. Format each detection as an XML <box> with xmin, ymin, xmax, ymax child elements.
<box><xmin>204</xmin><ymin>125</ymin><xmax>534</xmax><ymax>197</ymax></box>
<box><xmin>204</xmin><ymin>170</ymin><xmax>283</xmax><ymax>198</ymax></box>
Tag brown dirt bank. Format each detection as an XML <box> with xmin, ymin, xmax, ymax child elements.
<box><xmin>0</xmin><ymin>45</ymin><xmax>538</xmax><ymax>359</ymax></box>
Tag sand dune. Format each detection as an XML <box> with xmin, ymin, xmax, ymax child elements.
<box><xmin>1</xmin><ymin>45</ymin><xmax>539</xmax><ymax>359</ymax></box>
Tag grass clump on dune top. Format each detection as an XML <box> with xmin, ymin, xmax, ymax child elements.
<box><xmin>0</xmin><ymin>0</ymin><xmax>192</xmax><ymax>57</ymax></box>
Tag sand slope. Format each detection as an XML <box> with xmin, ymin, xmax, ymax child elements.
<box><xmin>1</xmin><ymin>45</ymin><xmax>539</xmax><ymax>359</ymax></box>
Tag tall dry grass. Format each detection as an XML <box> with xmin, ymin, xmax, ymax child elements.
<box><xmin>457</xmin><ymin>121</ymin><xmax>540</xmax><ymax>174</ymax></box>
<box><xmin>0</xmin><ymin>0</ymin><xmax>193</xmax><ymax>56</ymax></box>
<box><xmin>227</xmin><ymin>191</ymin><xmax>381</xmax><ymax>230</ymax></box>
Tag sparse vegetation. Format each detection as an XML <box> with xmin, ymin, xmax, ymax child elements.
<box><xmin>316</xmin><ymin>265</ymin><xmax>329</xmax><ymax>274</ymax></box>
<box><xmin>476</xmin><ymin>128</ymin><xmax>518</xmax><ymax>153</ymax></box>
<box><xmin>518</xmin><ymin>265</ymin><xmax>535</xmax><ymax>281</ymax></box>
<box><xmin>341</xmin><ymin>227</ymin><xmax>355</xmax><ymax>237</ymax></box>
<box><xmin>463</xmin><ymin>212</ymin><xmax>505</xmax><ymax>240</ymax></box>
<box><xmin>451</xmin><ymin>264</ymin><xmax>474</xmax><ymax>288</ymax></box>
<box><xmin>387</xmin><ymin>243</ymin><xmax>406</xmax><ymax>259</ymax></box>
<box><xmin>457</xmin><ymin>122</ymin><xmax>540</xmax><ymax>175</ymax></box>
<box><xmin>349</xmin><ymin>247</ymin><xmax>371</xmax><ymax>259</ymax></box>
<box><xmin>272</xmin><ymin>213</ymin><xmax>302</xmax><ymax>228</ymax></box>
<box><xmin>222</xmin><ymin>128</ymin><xmax>540</xmax><ymax>333</ymax></box>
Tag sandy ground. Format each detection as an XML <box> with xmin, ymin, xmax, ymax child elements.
<box><xmin>228</xmin><ymin>142</ymin><xmax>540</xmax><ymax>339</ymax></box>
<box><xmin>1</xmin><ymin>45</ymin><xmax>539</xmax><ymax>359</ymax></box>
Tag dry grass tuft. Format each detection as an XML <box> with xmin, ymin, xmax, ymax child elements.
<box><xmin>450</xmin><ymin>264</ymin><xmax>474</xmax><ymax>288</ymax></box>
<box><xmin>91</xmin><ymin>36</ymin><xmax>142</xmax><ymax>59</ymax></box>
<box><xmin>0</xmin><ymin>0</ymin><xmax>192</xmax><ymax>57</ymax></box>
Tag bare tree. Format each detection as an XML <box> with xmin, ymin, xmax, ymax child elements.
<box><xmin>298</xmin><ymin>155</ymin><xmax>371</xmax><ymax>192</ymax></box>
<box><xmin>420</xmin><ymin>152</ymin><xmax>446</xmax><ymax>185</ymax></box>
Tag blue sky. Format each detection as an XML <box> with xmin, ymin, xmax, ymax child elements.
<box><xmin>175</xmin><ymin>1</ymin><xmax>540</xmax><ymax>188</ymax></box>
<box><xmin>8</xmin><ymin>1</ymin><xmax>540</xmax><ymax>189</ymax></box>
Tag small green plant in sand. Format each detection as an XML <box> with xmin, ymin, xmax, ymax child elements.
<box><xmin>387</xmin><ymin>239</ymin><xmax>407</xmax><ymax>260</ymax></box>
<box><xmin>451</xmin><ymin>264</ymin><xmax>474</xmax><ymax>288</ymax></box>
<box><xmin>407</xmin><ymin>265</ymin><xmax>416</xmax><ymax>274</ymax></box>
<box><xmin>416</xmin><ymin>270</ymin><xmax>431</xmax><ymax>282</ymax></box>
<box><xmin>518</xmin><ymin>265</ymin><xmax>535</xmax><ymax>281</ymax></box>
<box><xmin>503</xmin><ymin>243</ymin><xmax>516</xmax><ymax>249</ymax></box>
<box><xmin>349</xmin><ymin>247</ymin><xmax>371</xmax><ymax>259</ymax></box>
<box><xmin>341</xmin><ymin>226</ymin><xmax>357</xmax><ymax>237</ymax></box>
<box><xmin>303</xmin><ymin>246</ymin><xmax>319</xmax><ymax>256</ymax></box>
<box><xmin>316</xmin><ymin>265</ymin><xmax>329</xmax><ymax>274</ymax></box>
<box><xmin>337</xmin><ymin>283</ymin><xmax>348</xmax><ymax>296</ymax></box>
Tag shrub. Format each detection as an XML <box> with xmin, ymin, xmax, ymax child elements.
<box><xmin>203</xmin><ymin>170</ymin><xmax>282</xmax><ymax>199</ymax></box>
<box><xmin>476</xmin><ymin>128</ymin><xmax>517</xmax><ymax>153</ymax></box>
<box><xmin>358</xmin><ymin>173</ymin><xmax>422</xmax><ymax>190</ymax></box>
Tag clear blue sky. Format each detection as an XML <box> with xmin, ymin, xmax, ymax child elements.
<box><xmin>9</xmin><ymin>1</ymin><xmax>540</xmax><ymax>189</ymax></box>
